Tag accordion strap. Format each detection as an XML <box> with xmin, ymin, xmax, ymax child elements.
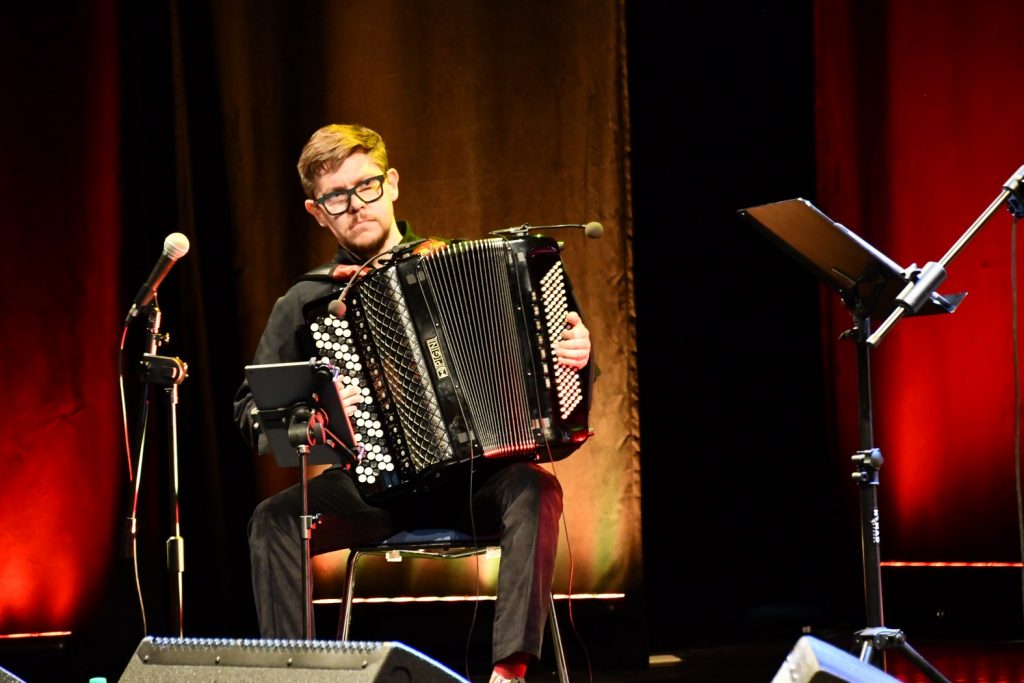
<box><xmin>294</xmin><ymin>237</ymin><xmax>450</xmax><ymax>286</ymax></box>
<box><xmin>294</xmin><ymin>262</ymin><xmax>367</xmax><ymax>284</ymax></box>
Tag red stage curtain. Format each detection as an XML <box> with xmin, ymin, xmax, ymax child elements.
<box><xmin>816</xmin><ymin>0</ymin><xmax>1024</xmax><ymax>561</ymax></box>
<box><xmin>0</xmin><ymin>0</ymin><xmax>122</xmax><ymax>632</ymax></box>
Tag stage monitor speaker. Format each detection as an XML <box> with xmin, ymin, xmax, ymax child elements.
<box><xmin>118</xmin><ymin>636</ymin><xmax>469</xmax><ymax>682</ymax></box>
<box><xmin>0</xmin><ymin>666</ymin><xmax>27</xmax><ymax>683</ymax></box>
<box><xmin>771</xmin><ymin>636</ymin><xmax>900</xmax><ymax>683</ymax></box>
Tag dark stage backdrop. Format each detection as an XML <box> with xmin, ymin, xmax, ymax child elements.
<box><xmin>628</xmin><ymin>0</ymin><xmax>842</xmax><ymax>651</ymax></box>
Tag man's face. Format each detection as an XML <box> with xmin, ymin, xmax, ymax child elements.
<box><xmin>304</xmin><ymin>151</ymin><xmax>401</xmax><ymax>259</ymax></box>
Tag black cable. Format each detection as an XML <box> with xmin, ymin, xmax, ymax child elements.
<box><xmin>118</xmin><ymin>323</ymin><xmax>149</xmax><ymax>637</ymax></box>
<box><xmin>1012</xmin><ymin>215</ymin><xmax>1023</xmax><ymax>628</ymax></box>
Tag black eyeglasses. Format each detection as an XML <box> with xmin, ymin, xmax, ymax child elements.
<box><xmin>314</xmin><ymin>174</ymin><xmax>386</xmax><ymax>215</ymax></box>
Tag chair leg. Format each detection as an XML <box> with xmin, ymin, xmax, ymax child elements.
<box><xmin>547</xmin><ymin>593</ymin><xmax>570</xmax><ymax>683</ymax></box>
<box><xmin>337</xmin><ymin>550</ymin><xmax>361</xmax><ymax>640</ymax></box>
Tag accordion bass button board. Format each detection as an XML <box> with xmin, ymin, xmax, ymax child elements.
<box><xmin>302</xmin><ymin>235</ymin><xmax>593</xmax><ymax>502</ymax></box>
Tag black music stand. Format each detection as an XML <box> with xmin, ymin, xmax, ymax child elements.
<box><xmin>737</xmin><ymin>198</ymin><xmax>964</xmax><ymax>683</ymax></box>
<box><xmin>245</xmin><ymin>358</ymin><xmax>358</xmax><ymax>640</ymax></box>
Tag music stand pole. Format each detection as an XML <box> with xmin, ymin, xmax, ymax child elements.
<box><xmin>286</xmin><ymin>406</ymin><xmax>321</xmax><ymax>640</ymax></box>
<box><xmin>246</xmin><ymin>360</ymin><xmax>355</xmax><ymax>641</ymax></box>
<box><xmin>847</xmin><ymin>316</ymin><xmax>883</xmax><ymax>628</ymax></box>
<box><xmin>297</xmin><ymin>440</ymin><xmax>316</xmax><ymax>641</ymax></box>
<box><xmin>844</xmin><ymin>316</ymin><xmax>950</xmax><ymax>683</ymax></box>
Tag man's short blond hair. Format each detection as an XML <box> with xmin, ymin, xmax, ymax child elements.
<box><xmin>297</xmin><ymin>124</ymin><xmax>389</xmax><ymax>199</ymax></box>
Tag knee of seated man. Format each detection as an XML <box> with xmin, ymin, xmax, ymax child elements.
<box><xmin>248</xmin><ymin>492</ymin><xmax>296</xmax><ymax>538</ymax></box>
<box><xmin>505</xmin><ymin>462</ymin><xmax>563</xmax><ymax>509</ymax></box>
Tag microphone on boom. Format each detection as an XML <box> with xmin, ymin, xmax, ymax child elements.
<box><xmin>488</xmin><ymin>221</ymin><xmax>604</xmax><ymax>239</ymax></box>
<box><xmin>125</xmin><ymin>232</ymin><xmax>190</xmax><ymax>323</ymax></box>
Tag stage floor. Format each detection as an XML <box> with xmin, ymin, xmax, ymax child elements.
<box><xmin>490</xmin><ymin>638</ymin><xmax>1024</xmax><ymax>683</ymax></box>
<box><xmin>1</xmin><ymin>631</ymin><xmax>1022</xmax><ymax>682</ymax></box>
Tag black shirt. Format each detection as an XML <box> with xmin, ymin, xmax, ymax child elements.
<box><xmin>232</xmin><ymin>220</ymin><xmax>423</xmax><ymax>451</ymax></box>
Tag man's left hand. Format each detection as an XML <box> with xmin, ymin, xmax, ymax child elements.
<box><xmin>555</xmin><ymin>311</ymin><xmax>591</xmax><ymax>369</ymax></box>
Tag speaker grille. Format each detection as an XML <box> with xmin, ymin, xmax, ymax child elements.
<box><xmin>118</xmin><ymin>637</ymin><xmax>468</xmax><ymax>682</ymax></box>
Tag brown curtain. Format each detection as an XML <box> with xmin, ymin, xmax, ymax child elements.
<box><xmin>194</xmin><ymin>0</ymin><xmax>640</xmax><ymax>597</ymax></box>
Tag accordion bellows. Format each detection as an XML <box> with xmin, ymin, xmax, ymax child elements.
<box><xmin>305</xmin><ymin>236</ymin><xmax>592</xmax><ymax>502</ymax></box>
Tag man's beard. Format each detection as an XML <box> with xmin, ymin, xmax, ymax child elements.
<box><xmin>344</xmin><ymin>223</ymin><xmax>390</xmax><ymax>262</ymax></box>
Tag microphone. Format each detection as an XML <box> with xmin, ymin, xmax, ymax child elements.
<box><xmin>488</xmin><ymin>221</ymin><xmax>604</xmax><ymax>239</ymax></box>
<box><xmin>327</xmin><ymin>298</ymin><xmax>346</xmax><ymax>317</ymax></box>
<box><xmin>125</xmin><ymin>232</ymin><xmax>190</xmax><ymax>322</ymax></box>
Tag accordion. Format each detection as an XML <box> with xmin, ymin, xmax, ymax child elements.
<box><xmin>303</xmin><ymin>235</ymin><xmax>593</xmax><ymax>502</ymax></box>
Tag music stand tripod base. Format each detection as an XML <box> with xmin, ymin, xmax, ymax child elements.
<box><xmin>856</xmin><ymin>628</ymin><xmax>950</xmax><ymax>683</ymax></box>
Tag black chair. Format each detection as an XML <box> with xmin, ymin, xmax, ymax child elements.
<box><xmin>336</xmin><ymin>528</ymin><xmax>570</xmax><ymax>683</ymax></box>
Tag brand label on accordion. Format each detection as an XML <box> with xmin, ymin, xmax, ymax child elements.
<box><xmin>425</xmin><ymin>336</ymin><xmax>449</xmax><ymax>379</ymax></box>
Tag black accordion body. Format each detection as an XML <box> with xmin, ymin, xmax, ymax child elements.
<box><xmin>304</xmin><ymin>235</ymin><xmax>592</xmax><ymax>503</ymax></box>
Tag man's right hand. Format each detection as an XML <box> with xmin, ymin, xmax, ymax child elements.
<box><xmin>336</xmin><ymin>381</ymin><xmax>362</xmax><ymax>416</ymax></box>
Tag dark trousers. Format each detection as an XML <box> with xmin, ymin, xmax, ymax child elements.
<box><xmin>247</xmin><ymin>461</ymin><xmax>563</xmax><ymax>664</ymax></box>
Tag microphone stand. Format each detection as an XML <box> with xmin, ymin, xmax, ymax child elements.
<box><xmin>868</xmin><ymin>164</ymin><xmax>1024</xmax><ymax>347</ymax></box>
<box><xmin>136</xmin><ymin>303</ymin><xmax>189</xmax><ymax>637</ymax></box>
<box><xmin>488</xmin><ymin>221</ymin><xmax>604</xmax><ymax>239</ymax></box>
<box><xmin>490</xmin><ymin>223</ymin><xmax>581</xmax><ymax>237</ymax></box>
<box><xmin>845</xmin><ymin>165</ymin><xmax>1024</xmax><ymax>678</ymax></box>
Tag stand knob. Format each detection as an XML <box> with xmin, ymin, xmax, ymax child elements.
<box><xmin>852</xmin><ymin>448</ymin><xmax>884</xmax><ymax>483</ymax></box>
